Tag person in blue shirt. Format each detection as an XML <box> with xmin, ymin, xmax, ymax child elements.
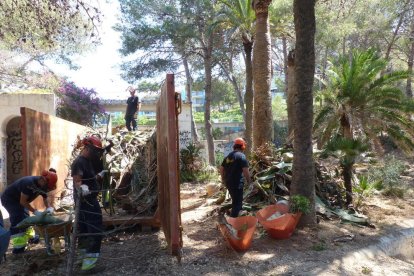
<box><xmin>219</xmin><ymin>138</ymin><xmax>251</xmax><ymax>217</ymax></box>
<box><xmin>0</xmin><ymin>170</ymin><xmax>57</xmax><ymax>254</ymax></box>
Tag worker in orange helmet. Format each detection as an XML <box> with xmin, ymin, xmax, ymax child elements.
<box><xmin>219</xmin><ymin>138</ymin><xmax>252</xmax><ymax>217</ymax></box>
<box><xmin>71</xmin><ymin>135</ymin><xmax>106</xmax><ymax>271</ymax></box>
<box><xmin>0</xmin><ymin>169</ymin><xmax>58</xmax><ymax>254</ymax></box>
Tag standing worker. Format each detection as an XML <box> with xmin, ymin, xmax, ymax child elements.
<box><xmin>124</xmin><ymin>87</ymin><xmax>141</xmax><ymax>131</ymax></box>
<box><xmin>71</xmin><ymin>135</ymin><xmax>106</xmax><ymax>271</ymax></box>
<box><xmin>0</xmin><ymin>170</ymin><xmax>57</xmax><ymax>254</ymax></box>
<box><xmin>219</xmin><ymin>138</ymin><xmax>251</xmax><ymax>217</ymax></box>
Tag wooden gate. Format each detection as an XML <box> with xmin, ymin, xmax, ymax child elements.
<box><xmin>156</xmin><ymin>74</ymin><xmax>182</xmax><ymax>260</ymax></box>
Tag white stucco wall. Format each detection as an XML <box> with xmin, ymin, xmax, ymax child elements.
<box><xmin>0</xmin><ymin>93</ymin><xmax>56</xmax><ymax>190</ymax></box>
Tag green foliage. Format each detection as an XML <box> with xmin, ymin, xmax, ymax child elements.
<box><xmin>272</xmin><ymin>95</ymin><xmax>287</xmax><ymax>120</ymax></box>
<box><xmin>314</xmin><ymin>48</ymin><xmax>414</xmax><ymax>153</ymax></box>
<box><xmin>0</xmin><ymin>0</ymin><xmax>100</xmax><ymax>54</ymax></box>
<box><xmin>353</xmin><ymin>175</ymin><xmax>375</xmax><ymax>208</ymax></box>
<box><xmin>194</xmin><ymin>107</ymin><xmax>243</xmax><ymax>123</ymax></box>
<box><xmin>366</xmin><ymin>155</ymin><xmax>406</xmax><ymax>198</ymax></box>
<box><xmin>215</xmin><ymin>151</ymin><xmax>225</xmax><ymax>167</ymax></box>
<box><xmin>289</xmin><ymin>195</ymin><xmax>311</xmax><ymax>214</ymax></box>
<box><xmin>139</xmin><ymin>115</ymin><xmax>157</xmax><ymax>126</ymax></box>
<box><xmin>179</xmin><ymin>142</ymin><xmax>220</xmax><ymax>182</ymax></box>
<box><xmin>323</xmin><ymin>137</ymin><xmax>369</xmax><ymax>167</ymax></box>
<box><xmin>180</xmin><ymin>143</ymin><xmax>203</xmax><ymax>182</ymax></box>
<box><xmin>137</xmin><ymin>81</ymin><xmax>160</xmax><ymax>92</ymax></box>
<box><xmin>198</xmin><ymin>127</ymin><xmax>225</xmax><ymax>140</ymax></box>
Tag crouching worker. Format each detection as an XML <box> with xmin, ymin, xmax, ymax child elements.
<box><xmin>219</xmin><ymin>138</ymin><xmax>251</xmax><ymax>217</ymax></box>
<box><xmin>0</xmin><ymin>170</ymin><xmax>57</xmax><ymax>254</ymax></box>
<box><xmin>71</xmin><ymin>135</ymin><xmax>105</xmax><ymax>271</ymax></box>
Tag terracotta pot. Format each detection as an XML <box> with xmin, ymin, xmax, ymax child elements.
<box><xmin>256</xmin><ymin>204</ymin><xmax>302</xmax><ymax>239</ymax></box>
<box><xmin>218</xmin><ymin>215</ymin><xmax>258</xmax><ymax>251</ymax></box>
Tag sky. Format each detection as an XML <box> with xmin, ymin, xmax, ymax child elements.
<box><xmin>48</xmin><ymin>0</ymin><xmax>130</xmax><ymax>100</ymax></box>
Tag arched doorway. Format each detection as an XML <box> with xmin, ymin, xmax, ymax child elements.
<box><xmin>6</xmin><ymin>116</ymin><xmax>23</xmax><ymax>185</ymax></box>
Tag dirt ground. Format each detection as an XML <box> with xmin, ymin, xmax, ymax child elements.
<box><xmin>1</xmin><ymin>183</ymin><xmax>414</xmax><ymax>276</ymax></box>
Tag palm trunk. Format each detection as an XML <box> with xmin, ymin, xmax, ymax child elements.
<box><xmin>291</xmin><ymin>0</ymin><xmax>317</xmax><ymax>226</ymax></box>
<box><xmin>243</xmin><ymin>39</ymin><xmax>254</xmax><ymax>156</ymax></box>
<box><xmin>287</xmin><ymin>50</ymin><xmax>295</xmax><ymax>141</ymax></box>
<box><xmin>252</xmin><ymin>0</ymin><xmax>273</xmax><ymax>150</ymax></box>
<box><xmin>342</xmin><ymin>164</ymin><xmax>353</xmax><ymax>206</ymax></box>
<box><xmin>183</xmin><ymin>55</ymin><xmax>200</xmax><ymax>142</ymax></box>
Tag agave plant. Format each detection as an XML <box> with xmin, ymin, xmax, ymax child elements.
<box><xmin>314</xmin><ymin>48</ymin><xmax>414</xmax><ymax>153</ymax></box>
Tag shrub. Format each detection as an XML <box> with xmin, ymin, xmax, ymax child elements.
<box><xmin>289</xmin><ymin>195</ymin><xmax>311</xmax><ymax>214</ymax></box>
<box><xmin>366</xmin><ymin>155</ymin><xmax>406</xmax><ymax>198</ymax></box>
<box><xmin>56</xmin><ymin>80</ymin><xmax>105</xmax><ymax>126</ymax></box>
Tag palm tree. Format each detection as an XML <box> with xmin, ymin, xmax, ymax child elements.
<box><xmin>218</xmin><ymin>0</ymin><xmax>255</xmax><ymax>155</ymax></box>
<box><xmin>322</xmin><ymin>137</ymin><xmax>369</xmax><ymax>206</ymax></box>
<box><xmin>314</xmin><ymin>48</ymin><xmax>414</xmax><ymax>153</ymax></box>
<box><xmin>315</xmin><ymin>48</ymin><xmax>414</xmax><ymax>204</ymax></box>
<box><xmin>291</xmin><ymin>0</ymin><xmax>317</xmax><ymax>226</ymax></box>
<box><xmin>252</xmin><ymin>0</ymin><xmax>273</xmax><ymax>150</ymax></box>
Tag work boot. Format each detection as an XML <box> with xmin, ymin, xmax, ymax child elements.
<box><xmin>12</xmin><ymin>247</ymin><xmax>26</xmax><ymax>254</ymax></box>
<box><xmin>28</xmin><ymin>235</ymin><xmax>40</xmax><ymax>244</ymax></box>
<box><xmin>81</xmin><ymin>253</ymin><xmax>99</xmax><ymax>271</ymax></box>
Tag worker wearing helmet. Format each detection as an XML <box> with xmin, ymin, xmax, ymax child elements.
<box><xmin>71</xmin><ymin>135</ymin><xmax>105</xmax><ymax>271</ymax></box>
<box><xmin>0</xmin><ymin>169</ymin><xmax>58</xmax><ymax>254</ymax></box>
<box><xmin>219</xmin><ymin>138</ymin><xmax>251</xmax><ymax>217</ymax></box>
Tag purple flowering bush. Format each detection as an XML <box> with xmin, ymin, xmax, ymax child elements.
<box><xmin>56</xmin><ymin>80</ymin><xmax>105</xmax><ymax>126</ymax></box>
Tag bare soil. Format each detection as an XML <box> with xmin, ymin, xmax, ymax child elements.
<box><xmin>1</xmin><ymin>183</ymin><xmax>414</xmax><ymax>276</ymax></box>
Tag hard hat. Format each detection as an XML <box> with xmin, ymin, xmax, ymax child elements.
<box><xmin>233</xmin><ymin>137</ymin><xmax>246</xmax><ymax>150</ymax></box>
<box><xmin>41</xmin><ymin>170</ymin><xmax>58</xmax><ymax>191</ymax></box>
<box><xmin>82</xmin><ymin>135</ymin><xmax>103</xmax><ymax>149</ymax></box>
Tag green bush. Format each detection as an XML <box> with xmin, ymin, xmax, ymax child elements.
<box><xmin>366</xmin><ymin>155</ymin><xmax>406</xmax><ymax>198</ymax></box>
<box><xmin>289</xmin><ymin>195</ymin><xmax>311</xmax><ymax>214</ymax></box>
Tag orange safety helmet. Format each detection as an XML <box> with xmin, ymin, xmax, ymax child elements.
<box><xmin>82</xmin><ymin>135</ymin><xmax>103</xmax><ymax>149</ymax></box>
<box><xmin>41</xmin><ymin>170</ymin><xmax>58</xmax><ymax>191</ymax></box>
<box><xmin>233</xmin><ymin>137</ymin><xmax>246</xmax><ymax>150</ymax></box>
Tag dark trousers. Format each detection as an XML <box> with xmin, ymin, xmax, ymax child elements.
<box><xmin>125</xmin><ymin>114</ymin><xmax>137</xmax><ymax>131</ymax></box>
<box><xmin>78</xmin><ymin>198</ymin><xmax>103</xmax><ymax>254</ymax></box>
<box><xmin>1</xmin><ymin>197</ymin><xmax>27</xmax><ymax>235</ymax></box>
<box><xmin>226</xmin><ymin>185</ymin><xmax>243</xmax><ymax>217</ymax></box>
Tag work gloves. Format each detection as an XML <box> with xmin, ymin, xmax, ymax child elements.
<box><xmin>80</xmin><ymin>184</ymin><xmax>91</xmax><ymax>196</ymax></box>
<box><xmin>96</xmin><ymin>170</ymin><xmax>108</xmax><ymax>179</ymax></box>
<box><xmin>46</xmin><ymin>207</ymin><xmax>54</xmax><ymax>215</ymax></box>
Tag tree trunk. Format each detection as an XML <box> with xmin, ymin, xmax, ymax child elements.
<box><xmin>384</xmin><ymin>0</ymin><xmax>410</xmax><ymax>60</ymax></box>
<box><xmin>252</xmin><ymin>0</ymin><xmax>273</xmax><ymax>150</ymax></box>
<box><xmin>219</xmin><ymin>60</ymin><xmax>246</xmax><ymax>123</ymax></box>
<box><xmin>291</xmin><ymin>0</ymin><xmax>317</xmax><ymax>226</ymax></box>
<box><xmin>243</xmin><ymin>39</ymin><xmax>254</xmax><ymax>156</ymax></box>
<box><xmin>342</xmin><ymin>164</ymin><xmax>353</xmax><ymax>206</ymax></box>
<box><xmin>406</xmin><ymin>19</ymin><xmax>414</xmax><ymax>98</ymax></box>
<box><xmin>287</xmin><ymin>50</ymin><xmax>295</xmax><ymax>141</ymax></box>
<box><xmin>183</xmin><ymin>55</ymin><xmax>200</xmax><ymax>142</ymax></box>
<box><xmin>203</xmin><ymin>41</ymin><xmax>215</xmax><ymax>166</ymax></box>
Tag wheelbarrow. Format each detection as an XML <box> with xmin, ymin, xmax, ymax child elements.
<box><xmin>34</xmin><ymin>214</ymin><xmax>73</xmax><ymax>255</ymax></box>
